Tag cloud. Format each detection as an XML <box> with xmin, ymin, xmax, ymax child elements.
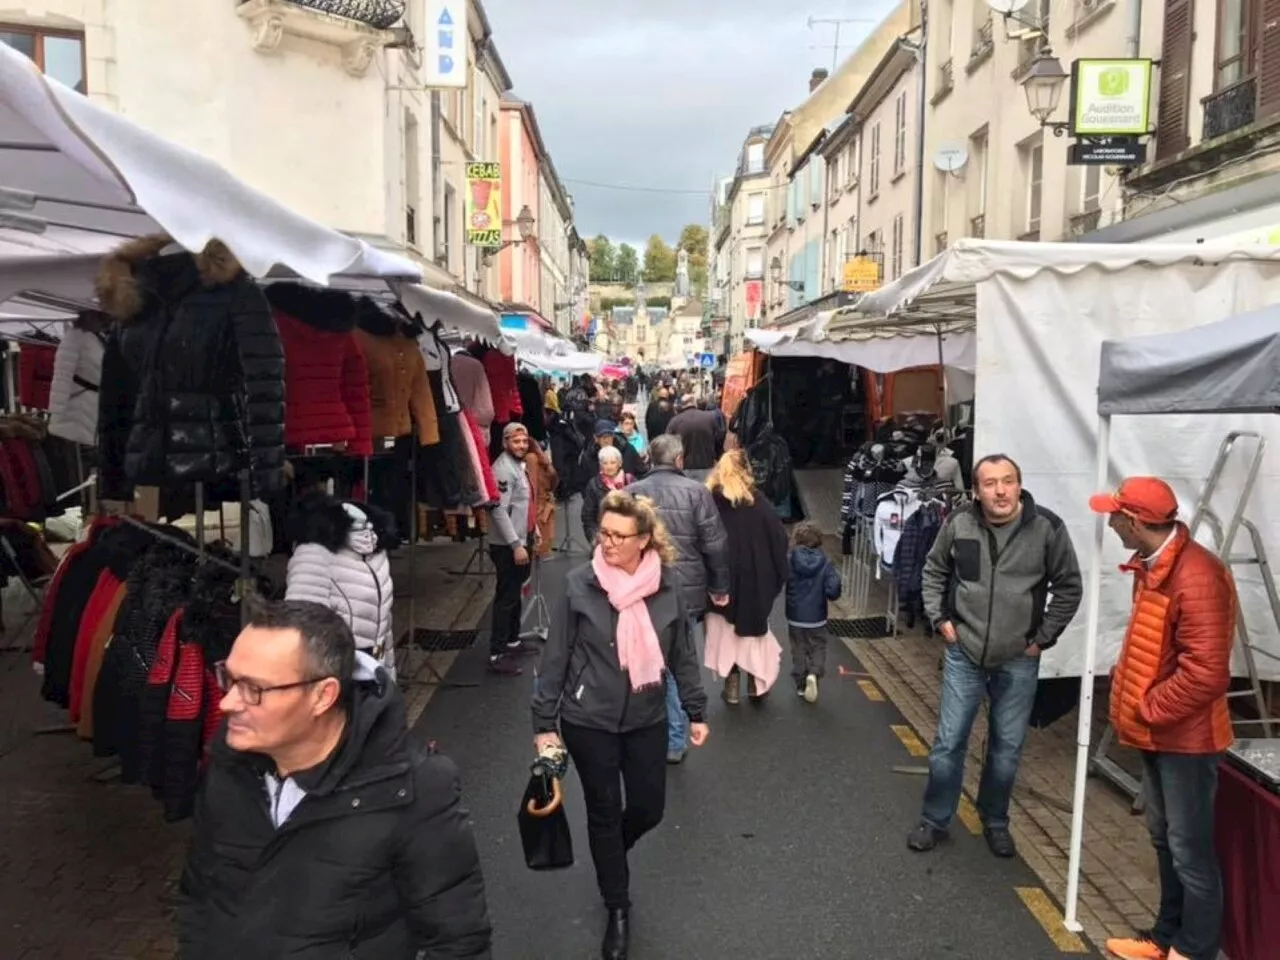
<box><xmin>482</xmin><ymin>0</ymin><xmax>898</xmax><ymax>243</ymax></box>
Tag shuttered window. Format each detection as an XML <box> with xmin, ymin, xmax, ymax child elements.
<box><xmin>1156</xmin><ymin>0</ymin><xmax>1194</xmax><ymax>159</ymax></box>
<box><xmin>1260</xmin><ymin>0</ymin><xmax>1280</xmax><ymax>119</ymax></box>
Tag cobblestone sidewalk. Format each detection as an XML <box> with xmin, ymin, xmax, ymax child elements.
<box><xmin>0</xmin><ymin>540</ymin><xmax>493</xmax><ymax>959</ymax></box>
<box><xmin>846</xmin><ymin>628</ymin><xmax>1159</xmax><ymax>952</ymax></box>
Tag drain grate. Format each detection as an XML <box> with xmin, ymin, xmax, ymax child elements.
<box><xmin>828</xmin><ymin>617</ymin><xmax>893</xmax><ymax>640</ymax></box>
<box><xmin>403</xmin><ymin>628</ymin><xmax>480</xmax><ymax>652</ymax></box>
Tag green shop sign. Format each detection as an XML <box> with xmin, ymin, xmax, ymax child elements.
<box><xmin>1069</xmin><ymin>59</ymin><xmax>1153</xmax><ymax>137</ymax></box>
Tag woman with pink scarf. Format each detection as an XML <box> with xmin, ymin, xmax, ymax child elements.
<box><xmin>531</xmin><ymin>491</ymin><xmax>709</xmax><ymax>960</ymax></box>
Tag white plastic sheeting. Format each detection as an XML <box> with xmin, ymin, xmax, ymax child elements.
<box><xmin>0</xmin><ymin>42</ymin><xmax>420</xmax><ymax>285</ymax></box>
<box><xmin>973</xmin><ymin>246</ymin><xmax>1280</xmax><ymax>680</ymax></box>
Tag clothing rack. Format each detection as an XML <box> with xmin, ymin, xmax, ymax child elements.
<box><xmin>520</xmin><ymin>553</ymin><xmax>550</xmax><ymax>642</ymax></box>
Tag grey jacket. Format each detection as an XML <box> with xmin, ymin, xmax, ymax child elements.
<box><xmin>532</xmin><ymin>564</ymin><xmax>708</xmax><ymax>734</ymax></box>
<box><xmin>922</xmin><ymin>491</ymin><xmax>1082</xmax><ymax>668</ymax></box>
<box><xmin>488</xmin><ymin>451</ymin><xmax>530</xmax><ymax>548</ymax></box>
<box><xmin>626</xmin><ymin>466</ymin><xmax>730</xmax><ymax>616</ymax></box>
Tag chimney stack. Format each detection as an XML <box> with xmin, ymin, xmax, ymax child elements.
<box><xmin>809</xmin><ymin>68</ymin><xmax>829</xmax><ymax>92</ymax></box>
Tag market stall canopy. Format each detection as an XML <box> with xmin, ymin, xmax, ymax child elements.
<box><xmin>0</xmin><ymin>42</ymin><xmax>420</xmax><ymax>285</ymax></box>
<box><xmin>746</xmin><ymin>306</ymin><xmax>976</xmax><ymax>374</ymax></box>
<box><xmin>520</xmin><ymin>350</ymin><xmax>602</xmax><ymax>375</ymax></box>
<box><xmin>398</xmin><ymin>282</ymin><xmax>503</xmax><ymax>344</ymax></box>
<box><xmin>1098</xmin><ymin>304</ymin><xmax>1280</xmax><ymax>416</ymax></box>
<box><xmin>840</xmin><ymin>238</ymin><xmax>1280</xmax><ymax>330</ymax></box>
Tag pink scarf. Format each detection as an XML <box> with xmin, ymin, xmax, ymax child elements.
<box><xmin>591</xmin><ymin>546</ymin><xmax>665</xmax><ymax>691</ymax></box>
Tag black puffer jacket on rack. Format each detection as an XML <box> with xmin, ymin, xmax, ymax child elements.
<box><xmin>96</xmin><ymin>235</ymin><xmax>286</xmax><ymax>500</ymax></box>
<box><xmin>97</xmin><ymin>538</ymin><xmax>199</xmax><ymax>771</ymax></box>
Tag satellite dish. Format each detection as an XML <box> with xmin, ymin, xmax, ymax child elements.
<box><xmin>985</xmin><ymin>0</ymin><xmax>1031</xmax><ymax>13</ymax></box>
<box><xmin>933</xmin><ymin>144</ymin><xmax>969</xmax><ymax>174</ymax></box>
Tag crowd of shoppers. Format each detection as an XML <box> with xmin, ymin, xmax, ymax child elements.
<box><xmin>174</xmin><ymin>365</ymin><xmax>1242</xmax><ymax>960</ymax></box>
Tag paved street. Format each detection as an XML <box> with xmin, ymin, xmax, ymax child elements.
<box><xmin>413</xmin><ymin>515</ymin><xmax>1096</xmax><ymax>960</ymax></box>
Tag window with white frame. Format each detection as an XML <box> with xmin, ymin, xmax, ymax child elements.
<box><xmin>969</xmin><ymin>127</ymin><xmax>988</xmax><ymax>219</ymax></box>
<box><xmin>869</xmin><ymin>123</ymin><xmax>881</xmax><ymax>196</ymax></box>
<box><xmin>442</xmin><ymin>182</ymin><xmax>457</xmax><ymax>269</ymax></box>
<box><xmin>1023</xmin><ymin>140</ymin><xmax>1044</xmax><ymax>235</ymax></box>
<box><xmin>891</xmin><ymin>214</ymin><xmax>904</xmax><ymax>279</ymax></box>
<box><xmin>746</xmin><ymin>142</ymin><xmax>765</xmax><ymax>173</ymax></box>
<box><xmin>745</xmin><ymin>246</ymin><xmax>764</xmax><ymax>278</ymax></box>
<box><xmin>1082</xmin><ymin>165</ymin><xmax>1101</xmax><ymax>213</ymax></box>
<box><xmin>845</xmin><ymin>140</ymin><xmax>858</xmax><ymax>185</ymax></box>
<box><xmin>746</xmin><ymin>193</ymin><xmax>765</xmax><ymax>225</ymax></box>
<box><xmin>893</xmin><ymin>91</ymin><xmax>908</xmax><ymax>175</ymax></box>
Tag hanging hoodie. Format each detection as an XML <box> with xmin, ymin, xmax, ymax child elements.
<box><xmin>417</xmin><ymin>324</ymin><xmax>461</xmax><ymax>412</ymax></box>
<box><xmin>873</xmin><ymin>487</ymin><xmax>921</xmax><ymax>568</ymax></box>
<box><xmin>285</xmin><ymin>494</ymin><xmax>397</xmax><ymax>672</ymax></box>
<box><xmin>48</xmin><ymin>323</ymin><xmax>106</xmax><ymax>446</ymax></box>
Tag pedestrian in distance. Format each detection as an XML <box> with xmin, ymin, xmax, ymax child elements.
<box><xmin>581</xmin><ymin>445</ymin><xmax>633</xmax><ymax>546</ymax></box>
<box><xmin>531</xmin><ymin>491</ymin><xmax>709</xmax><ymax>960</ymax></box>
<box><xmin>1090</xmin><ymin>478</ymin><xmax>1236</xmax><ymax>960</ymax></box>
<box><xmin>785</xmin><ymin>521</ymin><xmax>843</xmax><ymax>704</ymax></box>
<box><xmin>487</xmin><ymin>423</ymin><xmax>539</xmax><ymax>677</ymax></box>
<box><xmin>702</xmin><ymin>449</ymin><xmax>789</xmax><ymax>704</ymax></box>
<box><xmin>179</xmin><ymin>600</ymin><xmax>492</xmax><ymax>960</ymax></box>
<box><xmin>908</xmin><ymin>453</ymin><xmax>1083</xmax><ymax>859</ymax></box>
<box><xmin>627</xmin><ymin>434</ymin><xmax>730</xmax><ymax>763</ymax></box>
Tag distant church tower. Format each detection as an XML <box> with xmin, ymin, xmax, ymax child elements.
<box><xmin>675</xmin><ymin>249</ymin><xmax>691</xmax><ymax>297</ymax></box>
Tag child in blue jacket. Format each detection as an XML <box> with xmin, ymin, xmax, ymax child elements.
<box><xmin>785</xmin><ymin>522</ymin><xmax>843</xmax><ymax>703</ymax></box>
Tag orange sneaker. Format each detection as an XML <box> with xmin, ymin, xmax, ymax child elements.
<box><xmin>1104</xmin><ymin>932</ymin><xmax>1166</xmax><ymax>960</ymax></box>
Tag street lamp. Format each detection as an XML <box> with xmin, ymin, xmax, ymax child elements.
<box><xmin>770</xmin><ymin>255</ymin><xmax>806</xmax><ymax>292</ymax></box>
<box><xmin>1021</xmin><ymin>47</ymin><xmax>1070</xmax><ymax>132</ymax></box>
<box><xmin>515</xmin><ymin>204</ymin><xmax>536</xmax><ymax>241</ymax></box>
<box><xmin>481</xmin><ymin>204</ymin><xmax>536</xmax><ymax>265</ymax></box>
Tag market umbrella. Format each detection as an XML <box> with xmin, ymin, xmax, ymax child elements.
<box><xmin>0</xmin><ymin>42</ymin><xmax>420</xmax><ymax>286</ymax></box>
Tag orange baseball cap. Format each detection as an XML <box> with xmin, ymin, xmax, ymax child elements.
<box><xmin>1088</xmin><ymin>477</ymin><xmax>1179</xmax><ymax>525</ymax></box>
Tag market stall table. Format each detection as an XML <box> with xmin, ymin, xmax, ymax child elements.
<box><xmin>1217</xmin><ymin>739</ymin><xmax>1280</xmax><ymax>960</ymax></box>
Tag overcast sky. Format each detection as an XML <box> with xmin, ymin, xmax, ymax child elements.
<box><xmin>483</xmin><ymin>0</ymin><xmax>898</xmax><ymax>249</ymax></box>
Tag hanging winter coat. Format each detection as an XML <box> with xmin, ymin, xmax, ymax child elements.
<box><xmin>17</xmin><ymin>341</ymin><xmax>56</xmax><ymax>410</ymax></box>
<box><xmin>285</xmin><ymin>495</ymin><xmax>397</xmax><ymax>666</ymax></box>
<box><xmin>450</xmin><ymin>352</ymin><xmax>495</xmax><ymax>428</ymax></box>
<box><xmin>354</xmin><ymin>303</ymin><xmax>438</xmax><ymax>445</ymax></box>
<box><xmin>95</xmin><ymin>235</ymin><xmax>286</xmax><ymax>500</ymax></box>
<box><xmin>48</xmin><ymin>325</ymin><xmax>106</xmax><ymax>446</ymax></box>
<box><xmin>746</xmin><ymin>425</ymin><xmax>793</xmax><ymax>510</ymax></box>
<box><xmin>264</xmin><ymin>283</ymin><xmax>373</xmax><ymax>455</ymax></box>
<box><xmin>476</xmin><ymin>345</ymin><xmax>522</xmax><ymax>423</ymax></box>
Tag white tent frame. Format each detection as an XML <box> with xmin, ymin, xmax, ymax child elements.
<box><xmin>1062</xmin><ymin>307</ymin><xmax>1280</xmax><ymax>932</ymax></box>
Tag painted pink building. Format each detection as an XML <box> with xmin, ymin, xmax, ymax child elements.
<box><xmin>498</xmin><ymin>96</ymin><xmax>544</xmax><ymax>309</ymax></box>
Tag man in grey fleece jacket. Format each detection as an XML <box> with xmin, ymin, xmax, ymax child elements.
<box><xmin>487</xmin><ymin>423</ymin><xmax>535</xmax><ymax>676</ymax></box>
<box><xmin>908</xmin><ymin>454</ymin><xmax>1082</xmax><ymax>859</ymax></box>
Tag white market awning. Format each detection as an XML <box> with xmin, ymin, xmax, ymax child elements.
<box><xmin>397</xmin><ymin>282</ymin><xmax>504</xmax><ymax>345</ymax></box>
<box><xmin>0</xmin><ymin>42</ymin><xmax>421</xmax><ymax>287</ymax></box>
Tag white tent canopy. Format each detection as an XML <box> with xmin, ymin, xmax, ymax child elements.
<box><xmin>520</xmin><ymin>350</ymin><xmax>602</xmax><ymax>375</ymax></box>
<box><xmin>0</xmin><ymin>42</ymin><xmax>420</xmax><ymax>286</ymax></box>
<box><xmin>397</xmin><ymin>283</ymin><xmax>503</xmax><ymax>344</ymax></box>
<box><xmin>1064</xmin><ymin>303</ymin><xmax>1280</xmax><ymax>933</ymax></box>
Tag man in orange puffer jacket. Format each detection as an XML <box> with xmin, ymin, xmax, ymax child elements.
<box><xmin>1088</xmin><ymin>477</ymin><xmax>1236</xmax><ymax>960</ymax></box>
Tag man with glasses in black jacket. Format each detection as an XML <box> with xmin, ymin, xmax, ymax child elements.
<box><xmin>180</xmin><ymin>600</ymin><xmax>491</xmax><ymax>960</ymax></box>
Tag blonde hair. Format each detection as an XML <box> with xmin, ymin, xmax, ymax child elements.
<box><xmin>598</xmin><ymin>490</ymin><xmax>679</xmax><ymax>566</ymax></box>
<box><xmin>706</xmin><ymin>449</ymin><xmax>756</xmax><ymax>507</ymax></box>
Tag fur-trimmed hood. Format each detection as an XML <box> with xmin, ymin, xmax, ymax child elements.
<box><xmin>95</xmin><ymin>234</ymin><xmax>245</xmax><ymax>323</ymax></box>
<box><xmin>264</xmin><ymin>282</ymin><xmax>361</xmax><ymax>334</ymax></box>
<box><xmin>354</xmin><ymin>298</ymin><xmax>408</xmax><ymax>338</ymax></box>
<box><xmin>286</xmin><ymin>491</ymin><xmax>399</xmax><ymax>555</ymax></box>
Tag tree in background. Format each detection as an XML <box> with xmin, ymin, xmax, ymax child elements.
<box><xmin>677</xmin><ymin>224</ymin><xmax>710</xmax><ymax>296</ymax></box>
<box><xmin>588</xmin><ymin>235</ymin><xmax>616</xmax><ymax>281</ymax></box>
<box><xmin>615</xmin><ymin>243</ymin><xmax>639</xmax><ymax>286</ymax></box>
<box><xmin>642</xmin><ymin>234</ymin><xmax>677</xmax><ymax>283</ymax></box>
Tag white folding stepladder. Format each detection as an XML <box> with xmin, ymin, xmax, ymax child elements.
<box><xmin>1090</xmin><ymin>430</ymin><xmax>1279</xmax><ymax>805</ymax></box>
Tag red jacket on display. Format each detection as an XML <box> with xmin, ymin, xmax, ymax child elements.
<box><xmin>478</xmin><ymin>347</ymin><xmax>523</xmax><ymax>423</ymax></box>
<box><xmin>17</xmin><ymin>342</ymin><xmax>57</xmax><ymax>410</ymax></box>
<box><xmin>264</xmin><ymin>284</ymin><xmax>374</xmax><ymax>455</ymax></box>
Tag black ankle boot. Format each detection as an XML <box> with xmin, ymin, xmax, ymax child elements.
<box><xmin>601</xmin><ymin>907</ymin><xmax>629</xmax><ymax>959</ymax></box>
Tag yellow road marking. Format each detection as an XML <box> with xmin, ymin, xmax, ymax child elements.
<box><xmin>890</xmin><ymin>724</ymin><xmax>929</xmax><ymax>757</ymax></box>
<box><xmin>1015</xmin><ymin>887</ymin><xmax>1089</xmax><ymax>954</ymax></box>
<box><xmin>857</xmin><ymin>679</ymin><xmax>885</xmax><ymax>701</ymax></box>
<box><xmin>956</xmin><ymin>795</ymin><xmax>982</xmax><ymax>835</ymax></box>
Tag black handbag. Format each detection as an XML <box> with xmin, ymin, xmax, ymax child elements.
<box><xmin>517</xmin><ymin>767</ymin><xmax>574</xmax><ymax>871</ymax></box>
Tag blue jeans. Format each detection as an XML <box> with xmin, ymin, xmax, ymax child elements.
<box><xmin>665</xmin><ymin>615</ymin><xmax>701</xmax><ymax>752</ymax></box>
<box><xmin>1141</xmin><ymin>751</ymin><xmax>1223</xmax><ymax>960</ymax></box>
<box><xmin>921</xmin><ymin>643</ymin><xmax>1039</xmax><ymax>831</ymax></box>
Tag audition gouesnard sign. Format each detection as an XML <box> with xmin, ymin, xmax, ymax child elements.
<box><xmin>465</xmin><ymin>162</ymin><xmax>503</xmax><ymax>248</ymax></box>
<box><xmin>1070</xmin><ymin>59</ymin><xmax>1153</xmax><ymax>137</ymax></box>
